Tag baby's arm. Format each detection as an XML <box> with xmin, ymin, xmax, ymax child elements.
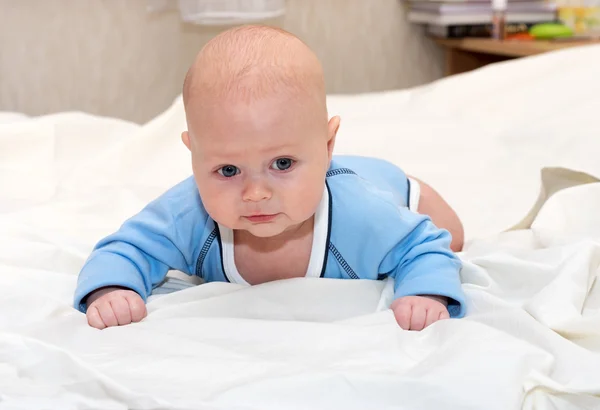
<box><xmin>385</xmin><ymin>213</ymin><xmax>465</xmax><ymax>331</ymax></box>
<box><xmin>75</xmin><ymin>184</ymin><xmax>203</xmax><ymax>329</ymax></box>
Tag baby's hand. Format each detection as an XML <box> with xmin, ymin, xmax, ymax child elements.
<box><xmin>85</xmin><ymin>287</ymin><xmax>147</xmax><ymax>329</ymax></box>
<box><xmin>391</xmin><ymin>295</ymin><xmax>449</xmax><ymax>331</ymax></box>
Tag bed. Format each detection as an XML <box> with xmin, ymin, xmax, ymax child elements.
<box><xmin>1</xmin><ymin>43</ymin><xmax>600</xmax><ymax>409</ymax></box>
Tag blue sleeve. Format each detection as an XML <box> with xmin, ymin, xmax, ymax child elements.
<box><xmin>73</xmin><ymin>178</ymin><xmax>208</xmax><ymax>312</ymax></box>
<box><xmin>383</xmin><ymin>213</ymin><xmax>465</xmax><ymax>318</ymax></box>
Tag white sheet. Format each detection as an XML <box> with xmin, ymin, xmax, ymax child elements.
<box><xmin>1</xmin><ymin>44</ymin><xmax>600</xmax><ymax>409</ymax></box>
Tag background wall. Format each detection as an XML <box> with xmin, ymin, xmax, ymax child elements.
<box><xmin>0</xmin><ymin>0</ymin><xmax>444</xmax><ymax>123</ymax></box>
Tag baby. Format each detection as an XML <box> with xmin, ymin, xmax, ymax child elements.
<box><xmin>74</xmin><ymin>25</ymin><xmax>466</xmax><ymax>331</ymax></box>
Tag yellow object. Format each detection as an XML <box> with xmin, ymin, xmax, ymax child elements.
<box><xmin>558</xmin><ymin>6</ymin><xmax>600</xmax><ymax>35</ymax></box>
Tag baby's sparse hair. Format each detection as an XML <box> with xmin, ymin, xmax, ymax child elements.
<box><xmin>183</xmin><ymin>25</ymin><xmax>326</xmax><ymax>111</ymax></box>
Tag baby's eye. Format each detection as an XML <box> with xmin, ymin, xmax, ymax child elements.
<box><xmin>218</xmin><ymin>165</ymin><xmax>240</xmax><ymax>178</ymax></box>
<box><xmin>271</xmin><ymin>158</ymin><xmax>294</xmax><ymax>171</ymax></box>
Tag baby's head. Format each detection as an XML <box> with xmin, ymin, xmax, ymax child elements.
<box><xmin>182</xmin><ymin>25</ymin><xmax>339</xmax><ymax>238</ymax></box>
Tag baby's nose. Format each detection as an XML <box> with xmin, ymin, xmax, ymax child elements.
<box><xmin>242</xmin><ymin>177</ymin><xmax>272</xmax><ymax>202</ymax></box>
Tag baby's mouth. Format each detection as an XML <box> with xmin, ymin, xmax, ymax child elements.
<box><xmin>244</xmin><ymin>213</ymin><xmax>279</xmax><ymax>223</ymax></box>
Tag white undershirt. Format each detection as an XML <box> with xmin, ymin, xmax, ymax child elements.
<box><xmin>218</xmin><ymin>185</ymin><xmax>330</xmax><ymax>285</ymax></box>
<box><xmin>408</xmin><ymin>177</ymin><xmax>421</xmax><ymax>212</ymax></box>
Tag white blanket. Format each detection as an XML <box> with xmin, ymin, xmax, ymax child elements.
<box><xmin>1</xmin><ymin>44</ymin><xmax>600</xmax><ymax>409</ymax></box>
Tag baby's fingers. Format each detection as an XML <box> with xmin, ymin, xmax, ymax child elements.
<box><xmin>87</xmin><ymin>305</ymin><xmax>107</xmax><ymax>330</ymax></box>
<box><xmin>393</xmin><ymin>303</ymin><xmax>413</xmax><ymax>330</ymax></box>
<box><xmin>110</xmin><ymin>297</ymin><xmax>132</xmax><ymax>326</ymax></box>
<box><xmin>425</xmin><ymin>306</ymin><xmax>449</xmax><ymax>328</ymax></box>
<box><xmin>95</xmin><ymin>302</ymin><xmax>119</xmax><ymax>328</ymax></box>
<box><xmin>125</xmin><ymin>293</ymin><xmax>147</xmax><ymax>323</ymax></box>
<box><xmin>409</xmin><ymin>306</ymin><xmax>427</xmax><ymax>331</ymax></box>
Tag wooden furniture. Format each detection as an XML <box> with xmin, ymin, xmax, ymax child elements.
<box><xmin>433</xmin><ymin>37</ymin><xmax>600</xmax><ymax>75</ymax></box>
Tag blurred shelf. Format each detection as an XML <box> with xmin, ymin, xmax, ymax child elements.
<box><xmin>432</xmin><ymin>37</ymin><xmax>600</xmax><ymax>75</ymax></box>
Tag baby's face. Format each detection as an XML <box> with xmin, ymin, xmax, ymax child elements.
<box><xmin>184</xmin><ymin>94</ymin><xmax>334</xmax><ymax>238</ymax></box>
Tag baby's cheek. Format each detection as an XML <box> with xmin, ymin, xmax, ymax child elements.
<box><xmin>287</xmin><ymin>184</ymin><xmax>322</xmax><ymax>221</ymax></box>
<box><xmin>202</xmin><ymin>188</ymin><xmax>236</xmax><ymax>227</ymax></box>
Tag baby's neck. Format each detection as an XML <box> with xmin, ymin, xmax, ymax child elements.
<box><xmin>233</xmin><ymin>216</ymin><xmax>315</xmax><ymax>285</ymax></box>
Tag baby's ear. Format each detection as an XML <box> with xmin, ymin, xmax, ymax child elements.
<box><xmin>327</xmin><ymin>116</ymin><xmax>340</xmax><ymax>158</ymax></box>
<box><xmin>181</xmin><ymin>131</ymin><xmax>191</xmax><ymax>151</ymax></box>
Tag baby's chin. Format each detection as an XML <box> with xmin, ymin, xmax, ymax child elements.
<box><xmin>240</xmin><ymin>223</ymin><xmax>289</xmax><ymax>238</ymax></box>
<box><xmin>221</xmin><ymin>213</ymin><xmax>315</xmax><ymax>239</ymax></box>
<box><xmin>237</xmin><ymin>218</ymin><xmax>310</xmax><ymax>239</ymax></box>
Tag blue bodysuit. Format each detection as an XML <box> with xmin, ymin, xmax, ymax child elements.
<box><xmin>74</xmin><ymin>155</ymin><xmax>466</xmax><ymax>317</ymax></box>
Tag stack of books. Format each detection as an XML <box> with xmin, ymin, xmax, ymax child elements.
<box><xmin>407</xmin><ymin>0</ymin><xmax>558</xmax><ymax>38</ymax></box>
